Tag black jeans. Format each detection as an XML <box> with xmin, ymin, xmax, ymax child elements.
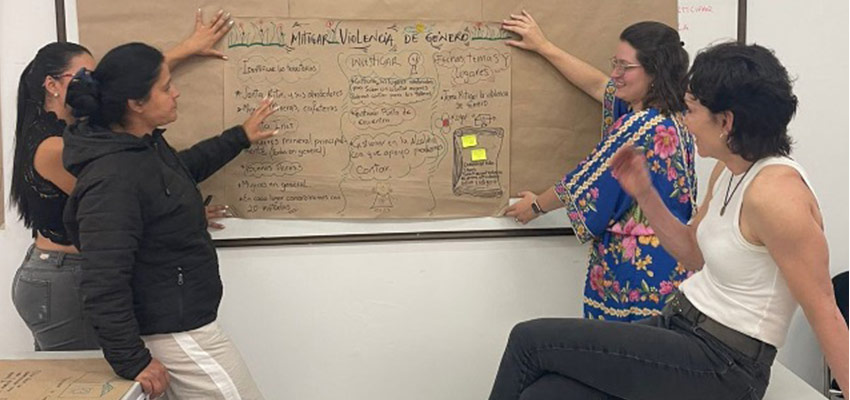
<box><xmin>488</xmin><ymin>314</ymin><xmax>773</xmax><ymax>400</ymax></box>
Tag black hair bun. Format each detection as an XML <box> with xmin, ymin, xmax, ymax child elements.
<box><xmin>66</xmin><ymin>68</ymin><xmax>100</xmax><ymax>118</ymax></box>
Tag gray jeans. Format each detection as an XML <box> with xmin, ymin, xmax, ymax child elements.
<box><xmin>11</xmin><ymin>245</ymin><xmax>99</xmax><ymax>351</ymax></box>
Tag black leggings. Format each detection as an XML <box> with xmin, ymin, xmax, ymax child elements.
<box><xmin>489</xmin><ymin>316</ymin><xmax>771</xmax><ymax>400</ymax></box>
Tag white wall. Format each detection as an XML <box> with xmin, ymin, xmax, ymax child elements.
<box><xmin>216</xmin><ymin>239</ymin><xmax>585</xmax><ymax>399</ymax></box>
<box><xmin>0</xmin><ymin>0</ymin><xmax>846</xmax><ymax>397</ymax></box>
<box><xmin>747</xmin><ymin>0</ymin><xmax>850</xmax><ymax>388</ymax></box>
<box><xmin>0</xmin><ymin>0</ymin><xmax>64</xmax><ymax>353</ymax></box>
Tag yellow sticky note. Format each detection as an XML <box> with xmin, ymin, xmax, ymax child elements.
<box><xmin>471</xmin><ymin>148</ymin><xmax>487</xmax><ymax>161</ymax></box>
<box><xmin>461</xmin><ymin>134</ymin><xmax>478</xmax><ymax>148</ymax></box>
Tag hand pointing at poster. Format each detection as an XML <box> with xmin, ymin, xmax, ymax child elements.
<box><xmin>242</xmin><ymin>97</ymin><xmax>281</xmax><ymax>143</ymax></box>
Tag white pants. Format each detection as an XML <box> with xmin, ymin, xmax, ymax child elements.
<box><xmin>142</xmin><ymin>321</ymin><xmax>264</xmax><ymax>400</ymax></box>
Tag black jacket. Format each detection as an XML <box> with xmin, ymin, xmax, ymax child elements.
<box><xmin>63</xmin><ymin>121</ymin><xmax>250</xmax><ymax>379</ymax></box>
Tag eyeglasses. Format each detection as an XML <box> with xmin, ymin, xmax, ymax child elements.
<box><xmin>610</xmin><ymin>57</ymin><xmax>642</xmax><ymax>75</ymax></box>
<box><xmin>51</xmin><ymin>68</ymin><xmax>92</xmax><ymax>81</ymax></box>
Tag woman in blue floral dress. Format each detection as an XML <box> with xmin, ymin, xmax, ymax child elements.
<box><xmin>503</xmin><ymin>12</ymin><xmax>697</xmax><ymax>321</ymax></box>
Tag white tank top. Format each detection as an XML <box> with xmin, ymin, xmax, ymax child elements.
<box><xmin>680</xmin><ymin>157</ymin><xmax>819</xmax><ymax>347</ymax></box>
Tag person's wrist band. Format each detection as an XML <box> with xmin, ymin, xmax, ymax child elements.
<box><xmin>531</xmin><ymin>198</ymin><xmax>546</xmax><ymax>215</ymax></box>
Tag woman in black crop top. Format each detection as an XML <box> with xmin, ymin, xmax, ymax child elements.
<box><xmin>11</xmin><ymin>42</ymin><xmax>99</xmax><ymax>351</ymax></box>
<box><xmin>10</xmin><ymin>9</ymin><xmax>235</xmax><ymax>351</ymax></box>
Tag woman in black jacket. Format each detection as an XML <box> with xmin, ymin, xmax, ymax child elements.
<box><xmin>64</xmin><ymin>42</ymin><xmax>277</xmax><ymax>399</ymax></box>
<box><xmin>10</xmin><ymin>10</ymin><xmax>233</xmax><ymax>352</ymax></box>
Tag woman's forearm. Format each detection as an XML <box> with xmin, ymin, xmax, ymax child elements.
<box><xmin>536</xmin><ymin>187</ymin><xmax>565</xmax><ymax>214</ymax></box>
<box><xmin>536</xmin><ymin>42</ymin><xmax>609</xmax><ymax>104</ymax></box>
<box><xmin>163</xmin><ymin>46</ymin><xmax>192</xmax><ymax>70</ymax></box>
<box><xmin>806</xmin><ymin>302</ymin><xmax>849</xmax><ymax>397</ymax></box>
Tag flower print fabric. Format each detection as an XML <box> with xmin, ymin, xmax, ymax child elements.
<box><xmin>555</xmin><ymin>79</ymin><xmax>697</xmax><ymax>321</ymax></box>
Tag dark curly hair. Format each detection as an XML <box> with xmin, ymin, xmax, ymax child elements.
<box><xmin>620</xmin><ymin>21</ymin><xmax>689</xmax><ymax>115</ymax></box>
<box><xmin>687</xmin><ymin>42</ymin><xmax>796</xmax><ymax>161</ymax></box>
<box><xmin>66</xmin><ymin>42</ymin><xmax>163</xmax><ymax>128</ymax></box>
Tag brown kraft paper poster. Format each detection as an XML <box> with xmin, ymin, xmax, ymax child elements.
<box><xmin>77</xmin><ymin>0</ymin><xmax>676</xmax><ymax>219</ymax></box>
<box><xmin>222</xmin><ymin>18</ymin><xmax>511</xmax><ymax>218</ymax></box>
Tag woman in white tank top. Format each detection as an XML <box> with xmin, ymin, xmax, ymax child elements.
<box><xmin>489</xmin><ymin>42</ymin><xmax>847</xmax><ymax>400</ymax></box>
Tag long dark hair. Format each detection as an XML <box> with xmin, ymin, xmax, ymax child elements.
<box><xmin>620</xmin><ymin>21</ymin><xmax>689</xmax><ymax>115</ymax></box>
<box><xmin>688</xmin><ymin>42</ymin><xmax>796</xmax><ymax>161</ymax></box>
<box><xmin>10</xmin><ymin>42</ymin><xmax>90</xmax><ymax>224</ymax></box>
<box><xmin>67</xmin><ymin>42</ymin><xmax>163</xmax><ymax>128</ymax></box>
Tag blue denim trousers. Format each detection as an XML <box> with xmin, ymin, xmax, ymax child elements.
<box><xmin>11</xmin><ymin>245</ymin><xmax>99</xmax><ymax>351</ymax></box>
<box><xmin>488</xmin><ymin>312</ymin><xmax>774</xmax><ymax>400</ymax></box>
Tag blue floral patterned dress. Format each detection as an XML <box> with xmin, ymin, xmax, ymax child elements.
<box><xmin>554</xmin><ymin>80</ymin><xmax>697</xmax><ymax>322</ymax></box>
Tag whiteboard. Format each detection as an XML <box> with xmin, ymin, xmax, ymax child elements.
<box><xmin>677</xmin><ymin>0</ymin><xmax>740</xmax><ymax>204</ymax></box>
<box><xmin>61</xmin><ymin>0</ymin><xmax>739</xmax><ymax>242</ymax></box>
<box><xmin>678</xmin><ymin>0</ymin><xmax>739</xmax><ymax>60</ymax></box>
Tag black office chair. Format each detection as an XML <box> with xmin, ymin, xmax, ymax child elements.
<box><xmin>825</xmin><ymin>271</ymin><xmax>847</xmax><ymax>399</ymax></box>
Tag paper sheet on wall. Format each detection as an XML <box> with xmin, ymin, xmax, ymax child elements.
<box><xmin>76</xmin><ymin>0</ymin><xmax>677</xmax><ymax>219</ymax></box>
<box><xmin>218</xmin><ymin>19</ymin><xmax>511</xmax><ymax>218</ymax></box>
